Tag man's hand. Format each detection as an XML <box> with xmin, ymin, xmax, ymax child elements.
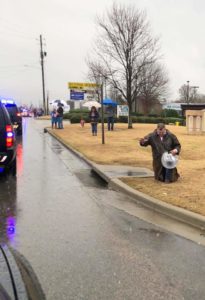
<box><xmin>139</xmin><ymin>138</ymin><xmax>148</xmax><ymax>145</ymax></box>
<box><xmin>170</xmin><ymin>149</ymin><xmax>178</xmax><ymax>155</ymax></box>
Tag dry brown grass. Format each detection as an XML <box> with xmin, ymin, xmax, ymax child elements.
<box><xmin>50</xmin><ymin>122</ymin><xmax>205</xmax><ymax>216</ymax></box>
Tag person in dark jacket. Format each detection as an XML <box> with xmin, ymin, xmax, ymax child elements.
<box><xmin>106</xmin><ymin>105</ymin><xmax>115</xmax><ymax>131</ymax></box>
<box><xmin>57</xmin><ymin>105</ymin><xmax>64</xmax><ymax>129</ymax></box>
<box><xmin>139</xmin><ymin>123</ymin><xmax>181</xmax><ymax>183</ymax></box>
<box><xmin>89</xmin><ymin>106</ymin><xmax>99</xmax><ymax>136</ymax></box>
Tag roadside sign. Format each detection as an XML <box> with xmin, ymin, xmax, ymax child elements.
<box><xmin>68</xmin><ymin>82</ymin><xmax>100</xmax><ymax>90</ymax></box>
<box><xmin>117</xmin><ymin>105</ymin><xmax>129</xmax><ymax>117</ymax></box>
<box><xmin>70</xmin><ymin>91</ymin><xmax>84</xmax><ymax>100</ymax></box>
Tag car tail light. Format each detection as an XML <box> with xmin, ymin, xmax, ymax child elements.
<box><xmin>6</xmin><ymin>125</ymin><xmax>14</xmax><ymax>148</ymax></box>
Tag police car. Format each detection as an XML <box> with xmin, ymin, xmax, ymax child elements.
<box><xmin>0</xmin><ymin>101</ymin><xmax>17</xmax><ymax>175</ymax></box>
<box><xmin>1</xmin><ymin>99</ymin><xmax>22</xmax><ymax>135</ymax></box>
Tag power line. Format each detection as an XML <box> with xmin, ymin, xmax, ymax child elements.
<box><xmin>0</xmin><ymin>18</ymin><xmax>36</xmax><ymax>40</ymax></box>
<box><xmin>0</xmin><ymin>63</ymin><xmax>39</xmax><ymax>69</ymax></box>
<box><xmin>0</xmin><ymin>29</ymin><xmax>36</xmax><ymax>41</ymax></box>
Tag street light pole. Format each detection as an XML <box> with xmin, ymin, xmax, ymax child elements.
<box><xmin>101</xmin><ymin>81</ymin><xmax>105</xmax><ymax>144</ymax></box>
<box><xmin>187</xmin><ymin>81</ymin><xmax>190</xmax><ymax>104</ymax></box>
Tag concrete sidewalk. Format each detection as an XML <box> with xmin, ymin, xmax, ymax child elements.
<box><xmin>47</xmin><ymin>129</ymin><xmax>205</xmax><ymax>231</ymax></box>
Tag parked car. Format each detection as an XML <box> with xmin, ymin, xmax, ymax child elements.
<box><xmin>21</xmin><ymin>108</ymin><xmax>32</xmax><ymax>117</ymax></box>
<box><xmin>0</xmin><ymin>101</ymin><xmax>17</xmax><ymax>175</ymax></box>
<box><xmin>1</xmin><ymin>100</ymin><xmax>22</xmax><ymax>135</ymax></box>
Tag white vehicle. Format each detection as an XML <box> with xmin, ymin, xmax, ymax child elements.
<box><xmin>49</xmin><ymin>100</ymin><xmax>70</xmax><ymax>113</ymax></box>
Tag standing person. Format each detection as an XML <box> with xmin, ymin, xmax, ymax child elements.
<box><xmin>51</xmin><ymin>108</ymin><xmax>57</xmax><ymax>129</ymax></box>
<box><xmin>80</xmin><ymin>117</ymin><xmax>85</xmax><ymax>127</ymax></box>
<box><xmin>57</xmin><ymin>105</ymin><xmax>64</xmax><ymax>129</ymax></box>
<box><xmin>139</xmin><ymin>123</ymin><xmax>181</xmax><ymax>183</ymax></box>
<box><xmin>89</xmin><ymin>106</ymin><xmax>99</xmax><ymax>136</ymax></box>
<box><xmin>33</xmin><ymin>108</ymin><xmax>37</xmax><ymax>118</ymax></box>
<box><xmin>106</xmin><ymin>105</ymin><xmax>115</xmax><ymax>131</ymax></box>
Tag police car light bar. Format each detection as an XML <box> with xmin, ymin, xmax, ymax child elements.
<box><xmin>0</xmin><ymin>99</ymin><xmax>15</xmax><ymax>104</ymax></box>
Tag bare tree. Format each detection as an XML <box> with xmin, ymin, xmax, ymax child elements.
<box><xmin>87</xmin><ymin>3</ymin><xmax>168</xmax><ymax>128</ymax></box>
<box><xmin>178</xmin><ymin>84</ymin><xmax>199</xmax><ymax>103</ymax></box>
<box><xmin>197</xmin><ymin>94</ymin><xmax>205</xmax><ymax>103</ymax></box>
<box><xmin>179</xmin><ymin>84</ymin><xmax>190</xmax><ymax>103</ymax></box>
<box><xmin>137</xmin><ymin>62</ymin><xmax>169</xmax><ymax>115</ymax></box>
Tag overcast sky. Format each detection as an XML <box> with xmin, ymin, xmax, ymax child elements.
<box><xmin>0</xmin><ymin>0</ymin><xmax>204</xmax><ymax>106</ymax></box>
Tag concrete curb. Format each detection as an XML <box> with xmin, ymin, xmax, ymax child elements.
<box><xmin>47</xmin><ymin>128</ymin><xmax>205</xmax><ymax>230</ymax></box>
<box><xmin>109</xmin><ymin>178</ymin><xmax>205</xmax><ymax>230</ymax></box>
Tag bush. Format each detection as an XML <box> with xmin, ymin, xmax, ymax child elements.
<box><xmin>163</xmin><ymin>117</ymin><xmax>183</xmax><ymax>125</ymax></box>
<box><xmin>69</xmin><ymin>114</ymin><xmax>82</xmax><ymax>123</ymax></box>
<box><xmin>69</xmin><ymin>108</ymin><xmax>89</xmax><ymax>114</ymax></box>
<box><xmin>147</xmin><ymin>113</ymin><xmax>159</xmax><ymax>117</ymax></box>
<box><xmin>64</xmin><ymin>110</ymin><xmax>184</xmax><ymax>125</ymax></box>
<box><xmin>130</xmin><ymin>112</ymin><xmax>144</xmax><ymax>117</ymax></box>
<box><xmin>116</xmin><ymin>116</ymin><xmax>184</xmax><ymax>125</ymax></box>
<box><xmin>135</xmin><ymin>116</ymin><xmax>165</xmax><ymax>124</ymax></box>
<box><xmin>161</xmin><ymin>109</ymin><xmax>180</xmax><ymax>118</ymax></box>
<box><xmin>117</xmin><ymin>116</ymin><xmax>128</xmax><ymax>123</ymax></box>
<box><xmin>63</xmin><ymin>108</ymin><xmax>90</xmax><ymax>123</ymax></box>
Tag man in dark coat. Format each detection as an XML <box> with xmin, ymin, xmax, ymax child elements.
<box><xmin>106</xmin><ymin>105</ymin><xmax>115</xmax><ymax>131</ymax></box>
<box><xmin>57</xmin><ymin>105</ymin><xmax>64</xmax><ymax>129</ymax></box>
<box><xmin>139</xmin><ymin>123</ymin><xmax>181</xmax><ymax>183</ymax></box>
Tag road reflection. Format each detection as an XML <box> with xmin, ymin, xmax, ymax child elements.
<box><xmin>0</xmin><ymin>175</ymin><xmax>17</xmax><ymax>245</ymax></box>
<box><xmin>16</xmin><ymin>136</ymin><xmax>23</xmax><ymax>177</ymax></box>
<box><xmin>0</xmin><ymin>137</ymin><xmax>22</xmax><ymax>245</ymax></box>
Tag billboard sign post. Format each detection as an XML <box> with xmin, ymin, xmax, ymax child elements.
<box><xmin>68</xmin><ymin>82</ymin><xmax>100</xmax><ymax>101</ymax></box>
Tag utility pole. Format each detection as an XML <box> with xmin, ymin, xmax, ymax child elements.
<box><xmin>46</xmin><ymin>90</ymin><xmax>49</xmax><ymax>114</ymax></box>
<box><xmin>40</xmin><ymin>35</ymin><xmax>47</xmax><ymax>114</ymax></box>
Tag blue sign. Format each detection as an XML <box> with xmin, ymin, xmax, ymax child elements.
<box><xmin>70</xmin><ymin>91</ymin><xmax>84</xmax><ymax>100</ymax></box>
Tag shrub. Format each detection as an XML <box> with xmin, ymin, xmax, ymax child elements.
<box><xmin>64</xmin><ymin>108</ymin><xmax>90</xmax><ymax>123</ymax></box>
<box><xmin>130</xmin><ymin>112</ymin><xmax>144</xmax><ymax>117</ymax></box>
<box><xmin>69</xmin><ymin>114</ymin><xmax>81</xmax><ymax>123</ymax></box>
<box><xmin>147</xmin><ymin>113</ymin><xmax>159</xmax><ymax>117</ymax></box>
<box><xmin>116</xmin><ymin>116</ymin><xmax>184</xmax><ymax>125</ymax></box>
<box><xmin>163</xmin><ymin>117</ymin><xmax>183</xmax><ymax>125</ymax></box>
<box><xmin>117</xmin><ymin>116</ymin><xmax>128</xmax><ymax>123</ymax></box>
<box><xmin>161</xmin><ymin>109</ymin><xmax>180</xmax><ymax>118</ymax></box>
<box><xmin>69</xmin><ymin>108</ymin><xmax>89</xmax><ymax>114</ymax></box>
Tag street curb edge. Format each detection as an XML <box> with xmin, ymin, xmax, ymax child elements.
<box><xmin>47</xmin><ymin>128</ymin><xmax>205</xmax><ymax>230</ymax></box>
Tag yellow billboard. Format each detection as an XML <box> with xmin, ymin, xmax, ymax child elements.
<box><xmin>68</xmin><ymin>82</ymin><xmax>100</xmax><ymax>89</ymax></box>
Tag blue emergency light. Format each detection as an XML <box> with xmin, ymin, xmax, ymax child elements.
<box><xmin>0</xmin><ymin>99</ymin><xmax>15</xmax><ymax>104</ymax></box>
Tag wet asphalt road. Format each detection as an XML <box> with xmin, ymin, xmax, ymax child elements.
<box><xmin>1</xmin><ymin>118</ymin><xmax>205</xmax><ymax>300</ymax></box>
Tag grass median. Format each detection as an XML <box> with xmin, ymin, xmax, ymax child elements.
<box><xmin>48</xmin><ymin>122</ymin><xmax>205</xmax><ymax>217</ymax></box>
